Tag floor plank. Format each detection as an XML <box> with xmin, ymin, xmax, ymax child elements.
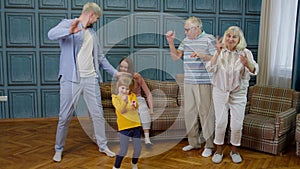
<box><xmin>0</xmin><ymin>118</ymin><xmax>299</xmax><ymax>169</ymax></box>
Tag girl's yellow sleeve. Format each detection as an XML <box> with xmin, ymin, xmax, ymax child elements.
<box><xmin>112</xmin><ymin>94</ymin><xmax>127</xmax><ymax>114</ymax></box>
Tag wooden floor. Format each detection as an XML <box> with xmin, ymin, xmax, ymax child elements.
<box><xmin>0</xmin><ymin>118</ymin><xmax>300</xmax><ymax>169</ymax></box>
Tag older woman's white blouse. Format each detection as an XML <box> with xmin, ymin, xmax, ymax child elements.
<box><xmin>206</xmin><ymin>48</ymin><xmax>259</xmax><ymax>92</ymax></box>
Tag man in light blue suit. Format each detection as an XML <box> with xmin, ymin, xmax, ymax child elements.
<box><xmin>48</xmin><ymin>2</ymin><xmax>123</xmax><ymax>162</ymax></box>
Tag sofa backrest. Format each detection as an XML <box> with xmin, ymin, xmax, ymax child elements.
<box><xmin>144</xmin><ymin>79</ymin><xmax>179</xmax><ymax>108</ymax></box>
<box><xmin>100</xmin><ymin>79</ymin><xmax>183</xmax><ymax>109</ymax></box>
<box><xmin>248</xmin><ymin>85</ymin><xmax>295</xmax><ymax>118</ymax></box>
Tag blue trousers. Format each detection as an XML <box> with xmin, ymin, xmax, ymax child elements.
<box><xmin>54</xmin><ymin>76</ymin><xmax>108</xmax><ymax>152</ymax></box>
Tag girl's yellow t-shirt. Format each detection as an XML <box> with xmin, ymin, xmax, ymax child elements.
<box><xmin>112</xmin><ymin>92</ymin><xmax>141</xmax><ymax>131</ymax></box>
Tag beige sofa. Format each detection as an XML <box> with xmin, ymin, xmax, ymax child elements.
<box><xmin>101</xmin><ymin>77</ymin><xmax>186</xmax><ymax>141</ymax></box>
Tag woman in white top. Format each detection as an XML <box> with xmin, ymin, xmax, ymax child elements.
<box><xmin>206</xmin><ymin>26</ymin><xmax>259</xmax><ymax>164</ymax></box>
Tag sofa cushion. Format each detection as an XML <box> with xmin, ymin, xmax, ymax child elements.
<box><xmin>243</xmin><ymin>114</ymin><xmax>275</xmax><ymax>140</ymax></box>
<box><xmin>175</xmin><ymin>74</ymin><xmax>184</xmax><ymax>106</ymax></box>
<box><xmin>152</xmin><ymin>96</ymin><xmax>178</xmax><ymax>108</ymax></box>
<box><xmin>103</xmin><ymin>108</ymin><xmax>118</xmax><ymax>130</ymax></box>
<box><xmin>100</xmin><ymin>82</ymin><xmax>113</xmax><ymax>99</ymax></box>
<box><xmin>177</xmin><ymin>84</ymin><xmax>184</xmax><ymax>106</ymax></box>
<box><xmin>100</xmin><ymin>82</ymin><xmax>114</xmax><ymax>108</ymax></box>
<box><xmin>151</xmin><ymin>107</ymin><xmax>185</xmax><ymax>130</ymax></box>
<box><xmin>102</xmin><ymin>99</ymin><xmax>113</xmax><ymax>108</ymax></box>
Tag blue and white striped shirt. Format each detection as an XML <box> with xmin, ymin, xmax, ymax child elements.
<box><xmin>178</xmin><ymin>31</ymin><xmax>216</xmax><ymax>84</ymax></box>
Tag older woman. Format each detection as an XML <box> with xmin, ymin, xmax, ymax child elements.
<box><xmin>206</xmin><ymin>26</ymin><xmax>259</xmax><ymax>164</ymax></box>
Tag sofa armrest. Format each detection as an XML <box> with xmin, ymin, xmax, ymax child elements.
<box><xmin>275</xmin><ymin>108</ymin><xmax>297</xmax><ymax>137</ymax></box>
<box><xmin>295</xmin><ymin>113</ymin><xmax>300</xmax><ymax>142</ymax></box>
<box><xmin>245</xmin><ymin>101</ymin><xmax>250</xmax><ymax>115</ymax></box>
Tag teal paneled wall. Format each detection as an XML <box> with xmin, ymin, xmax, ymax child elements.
<box><xmin>0</xmin><ymin>52</ymin><xmax>3</xmax><ymax>85</ymax></box>
<box><xmin>0</xmin><ymin>0</ymin><xmax>261</xmax><ymax>118</ymax></box>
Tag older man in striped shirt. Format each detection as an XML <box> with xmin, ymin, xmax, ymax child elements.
<box><xmin>166</xmin><ymin>16</ymin><xmax>216</xmax><ymax>158</ymax></box>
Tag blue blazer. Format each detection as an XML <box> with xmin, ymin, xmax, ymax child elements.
<box><xmin>48</xmin><ymin>18</ymin><xmax>117</xmax><ymax>82</ymax></box>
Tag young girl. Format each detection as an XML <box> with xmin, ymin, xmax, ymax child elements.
<box><xmin>112</xmin><ymin>75</ymin><xmax>142</xmax><ymax>169</ymax></box>
<box><xmin>118</xmin><ymin>57</ymin><xmax>153</xmax><ymax>145</ymax></box>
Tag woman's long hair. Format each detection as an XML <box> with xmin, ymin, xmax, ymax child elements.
<box><xmin>118</xmin><ymin>57</ymin><xmax>135</xmax><ymax>75</ymax></box>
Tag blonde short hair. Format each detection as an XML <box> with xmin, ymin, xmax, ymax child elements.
<box><xmin>185</xmin><ymin>16</ymin><xmax>203</xmax><ymax>30</ymax></box>
<box><xmin>116</xmin><ymin>75</ymin><xmax>135</xmax><ymax>92</ymax></box>
<box><xmin>82</xmin><ymin>2</ymin><xmax>102</xmax><ymax>16</ymax></box>
<box><xmin>222</xmin><ymin>26</ymin><xmax>247</xmax><ymax>50</ymax></box>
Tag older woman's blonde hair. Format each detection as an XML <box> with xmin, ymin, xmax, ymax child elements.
<box><xmin>222</xmin><ymin>26</ymin><xmax>247</xmax><ymax>50</ymax></box>
<box><xmin>82</xmin><ymin>2</ymin><xmax>102</xmax><ymax>16</ymax></box>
